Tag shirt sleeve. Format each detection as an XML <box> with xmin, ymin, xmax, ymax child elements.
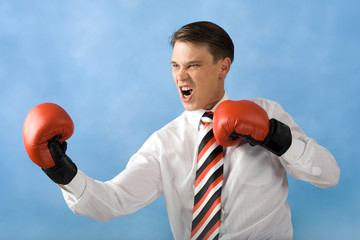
<box><xmin>256</xmin><ymin>98</ymin><xmax>340</xmax><ymax>188</ymax></box>
<box><xmin>58</xmin><ymin>133</ymin><xmax>164</xmax><ymax>222</ymax></box>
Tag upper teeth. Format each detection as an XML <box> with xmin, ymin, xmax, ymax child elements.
<box><xmin>181</xmin><ymin>87</ymin><xmax>191</xmax><ymax>91</ymax></box>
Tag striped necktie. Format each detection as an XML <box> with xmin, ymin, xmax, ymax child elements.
<box><xmin>191</xmin><ymin>111</ymin><xmax>224</xmax><ymax>240</ymax></box>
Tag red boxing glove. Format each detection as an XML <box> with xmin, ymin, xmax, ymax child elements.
<box><xmin>213</xmin><ymin>100</ymin><xmax>292</xmax><ymax>156</ymax></box>
<box><xmin>23</xmin><ymin>103</ymin><xmax>74</xmax><ymax>168</ymax></box>
<box><xmin>23</xmin><ymin>103</ymin><xmax>77</xmax><ymax>184</ymax></box>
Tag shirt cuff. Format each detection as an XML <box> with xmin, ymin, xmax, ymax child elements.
<box><xmin>281</xmin><ymin>137</ymin><xmax>306</xmax><ymax>164</ymax></box>
<box><xmin>58</xmin><ymin>171</ymin><xmax>86</xmax><ymax>199</ymax></box>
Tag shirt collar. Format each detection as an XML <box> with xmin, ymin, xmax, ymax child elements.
<box><xmin>185</xmin><ymin>92</ymin><xmax>229</xmax><ymax>131</ymax></box>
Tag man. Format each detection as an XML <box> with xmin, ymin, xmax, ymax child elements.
<box><xmin>23</xmin><ymin>21</ymin><xmax>340</xmax><ymax>239</ymax></box>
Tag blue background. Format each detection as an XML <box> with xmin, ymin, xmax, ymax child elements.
<box><xmin>1</xmin><ymin>0</ymin><xmax>359</xmax><ymax>239</ymax></box>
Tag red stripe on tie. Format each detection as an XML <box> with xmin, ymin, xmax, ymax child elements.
<box><xmin>193</xmin><ymin>174</ymin><xmax>223</xmax><ymax>213</ymax></box>
<box><xmin>191</xmin><ymin>196</ymin><xmax>221</xmax><ymax>238</ymax></box>
<box><xmin>195</xmin><ymin>152</ymin><xmax>224</xmax><ymax>188</ymax></box>
<box><xmin>197</xmin><ymin>137</ymin><xmax>216</xmax><ymax>163</ymax></box>
<box><xmin>203</xmin><ymin>219</ymin><xmax>221</xmax><ymax>240</ymax></box>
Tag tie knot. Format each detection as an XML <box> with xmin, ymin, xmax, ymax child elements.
<box><xmin>201</xmin><ymin>111</ymin><xmax>213</xmax><ymax>128</ymax></box>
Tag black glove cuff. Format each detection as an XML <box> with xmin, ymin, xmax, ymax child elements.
<box><xmin>261</xmin><ymin>118</ymin><xmax>292</xmax><ymax>156</ymax></box>
<box><xmin>42</xmin><ymin>155</ymin><xmax>77</xmax><ymax>185</ymax></box>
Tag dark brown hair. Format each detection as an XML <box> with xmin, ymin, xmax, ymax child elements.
<box><xmin>170</xmin><ymin>21</ymin><xmax>234</xmax><ymax>63</ymax></box>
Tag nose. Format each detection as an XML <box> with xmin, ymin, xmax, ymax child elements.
<box><xmin>175</xmin><ymin>68</ymin><xmax>189</xmax><ymax>82</ymax></box>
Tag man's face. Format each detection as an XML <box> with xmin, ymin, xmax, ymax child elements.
<box><xmin>171</xmin><ymin>41</ymin><xmax>227</xmax><ymax>111</ymax></box>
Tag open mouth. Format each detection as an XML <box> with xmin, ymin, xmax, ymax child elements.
<box><xmin>181</xmin><ymin>87</ymin><xmax>193</xmax><ymax>98</ymax></box>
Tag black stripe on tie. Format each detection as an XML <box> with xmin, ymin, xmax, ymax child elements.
<box><xmin>196</xmin><ymin>145</ymin><xmax>223</xmax><ymax>180</ymax></box>
<box><xmin>196</xmin><ymin>209</ymin><xmax>221</xmax><ymax>240</ymax></box>
<box><xmin>194</xmin><ymin>165</ymin><xmax>223</xmax><ymax>206</ymax></box>
<box><xmin>192</xmin><ymin>187</ymin><xmax>222</xmax><ymax>231</ymax></box>
<box><xmin>198</xmin><ymin>130</ymin><xmax>214</xmax><ymax>154</ymax></box>
<box><xmin>202</xmin><ymin>111</ymin><xmax>214</xmax><ymax>120</ymax></box>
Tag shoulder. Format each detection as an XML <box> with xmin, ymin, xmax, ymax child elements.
<box><xmin>160</xmin><ymin>111</ymin><xmax>187</xmax><ymax>130</ymax></box>
<box><xmin>248</xmin><ymin>98</ymin><xmax>288</xmax><ymax>119</ymax></box>
<box><xmin>152</xmin><ymin>111</ymin><xmax>188</xmax><ymax>138</ymax></box>
<box><xmin>248</xmin><ymin>97</ymin><xmax>279</xmax><ymax>111</ymax></box>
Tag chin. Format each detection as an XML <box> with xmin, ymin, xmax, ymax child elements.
<box><xmin>182</xmin><ymin>103</ymin><xmax>200</xmax><ymax>111</ymax></box>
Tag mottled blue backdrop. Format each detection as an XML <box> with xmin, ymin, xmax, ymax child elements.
<box><xmin>1</xmin><ymin>0</ymin><xmax>359</xmax><ymax>239</ymax></box>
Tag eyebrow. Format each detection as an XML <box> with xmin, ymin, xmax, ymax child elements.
<box><xmin>170</xmin><ymin>60</ymin><xmax>202</xmax><ymax>65</ymax></box>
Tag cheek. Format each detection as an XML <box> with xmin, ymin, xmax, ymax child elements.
<box><xmin>201</xmin><ymin>75</ymin><xmax>219</xmax><ymax>93</ymax></box>
<box><xmin>195</xmin><ymin>79</ymin><xmax>213</xmax><ymax>99</ymax></box>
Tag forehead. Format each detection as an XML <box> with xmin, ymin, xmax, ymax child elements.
<box><xmin>171</xmin><ymin>41</ymin><xmax>213</xmax><ymax>62</ymax></box>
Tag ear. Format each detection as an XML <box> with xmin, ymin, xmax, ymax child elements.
<box><xmin>219</xmin><ymin>57</ymin><xmax>231</xmax><ymax>79</ymax></box>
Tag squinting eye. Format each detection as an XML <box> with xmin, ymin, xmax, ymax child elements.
<box><xmin>189</xmin><ymin>64</ymin><xmax>200</xmax><ymax>68</ymax></box>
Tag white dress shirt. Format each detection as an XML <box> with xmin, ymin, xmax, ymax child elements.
<box><xmin>59</xmin><ymin>93</ymin><xmax>340</xmax><ymax>240</ymax></box>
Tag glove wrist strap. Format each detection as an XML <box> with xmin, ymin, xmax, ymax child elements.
<box><xmin>262</xmin><ymin>119</ymin><xmax>292</xmax><ymax>156</ymax></box>
<box><xmin>42</xmin><ymin>156</ymin><xmax>77</xmax><ymax>185</ymax></box>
